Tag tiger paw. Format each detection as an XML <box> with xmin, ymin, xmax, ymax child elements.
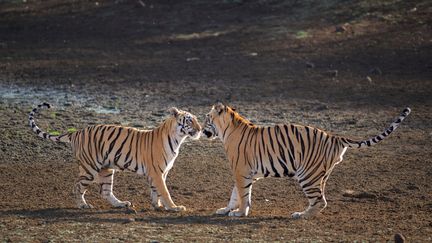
<box><xmin>151</xmin><ymin>200</ymin><xmax>163</xmax><ymax>210</ymax></box>
<box><xmin>168</xmin><ymin>205</ymin><xmax>186</xmax><ymax>212</ymax></box>
<box><xmin>291</xmin><ymin>211</ymin><xmax>315</xmax><ymax>219</ymax></box>
<box><xmin>78</xmin><ymin>203</ymin><xmax>94</xmax><ymax>209</ymax></box>
<box><xmin>215</xmin><ymin>207</ymin><xmax>231</xmax><ymax>215</ymax></box>
<box><xmin>153</xmin><ymin>205</ymin><xmax>164</xmax><ymax>211</ymax></box>
<box><xmin>228</xmin><ymin>209</ymin><xmax>246</xmax><ymax>217</ymax></box>
<box><xmin>113</xmin><ymin>201</ymin><xmax>131</xmax><ymax>208</ymax></box>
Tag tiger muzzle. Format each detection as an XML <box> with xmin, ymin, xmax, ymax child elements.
<box><xmin>203</xmin><ymin>130</ymin><xmax>213</xmax><ymax>138</ymax></box>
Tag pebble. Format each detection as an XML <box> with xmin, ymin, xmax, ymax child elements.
<box><xmin>369</xmin><ymin>67</ymin><xmax>382</xmax><ymax>75</ymax></box>
<box><xmin>325</xmin><ymin>70</ymin><xmax>338</xmax><ymax>77</ymax></box>
<box><xmin>306</xmin><ymin>62</ymin><xmax>315</xmax><ymax>68</ymax></box>
<box><xmin>186</xmin><ymin>57</ymin><xmax>200</xmax><ymax>62</ymax></box>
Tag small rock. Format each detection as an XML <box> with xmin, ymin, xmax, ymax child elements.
<box><xmin>186</xmin><ymin>57</ymin><xmax>200</xmax><ymax>62</ymax></box>
<box><xmin>369</xmin><ymin>67</ymin><xmax>382</xmax><ymax>75</ymax></box>
<box><xmin>325</xmin><ymin>70</ymin><xmax>338</xmax><ymax>77</ymax></box>
<box><xmin>306</xmin><ymin>61</ymin><xmax>315</xmax><ymax>68</ymax></box>
<box><xmin>342</xmin><ymin>189</ymin><xmax>355</xmax><ymax>197</ymax></box>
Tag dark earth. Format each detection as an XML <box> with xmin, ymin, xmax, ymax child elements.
<box><xmin>0</xmin><ymin>0</ymin><xmax>431</xmax><ymax>241</ymax></box>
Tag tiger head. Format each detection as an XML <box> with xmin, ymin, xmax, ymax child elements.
<box><xmin>169</xmin><ymin>107</ymin><xmax>201</xmax><ymax>140</ymax></box>
<box><xmin>203</xmin><ymin>102</ymin><xmax>232</xmax><ymax>139</ymax></box>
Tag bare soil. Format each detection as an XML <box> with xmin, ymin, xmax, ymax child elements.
<box><xmin>0</xmin><ymin>0</ymin><xmax>431</xmax><ymax>242</ymax></box>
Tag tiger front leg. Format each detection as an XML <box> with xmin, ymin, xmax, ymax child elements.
<box><xmin>227</xmin><ymin>175</ymin><xmax>253</xmax><ymax>217</ymax></box>
<box><xmin>150</xmin><ymin>187</ymin><xmax>163</xmax><ymax>210</ymax></box>
<box><xmin>148</xmin><ymin>174</ymin><xmax>186</xmax><ymax>212</ymax></box>
<box><xmin>215</xmin><ymin>185</ymin><xmax>239</xmax><ymax>215</ymax></box>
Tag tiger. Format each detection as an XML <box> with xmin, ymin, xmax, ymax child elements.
<box><xmin>202</xmin><ymin>102</ymin><xmax>411</xmax><ymax>218</ymax></box>
<box><xmin>29</xmin><ymin>103</ymin><xmax>201</xmax><ymax>211</ymax></box>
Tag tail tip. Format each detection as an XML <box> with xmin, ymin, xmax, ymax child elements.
<box><xmin>403</xmin><ymin>107</ymin><xmax>411</xmax><ymax>115</ymax></box>
<box><xmin>42</xmin><ymin>102</ymin><xmax>51</xmax><ymax>108</ymax></box>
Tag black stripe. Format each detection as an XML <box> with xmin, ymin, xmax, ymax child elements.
<box><xmin>243</xmin><ymin>183</ymin><xmax>252</xmax><ymax>189</ymax></box>
<box><xmin>114</xmin><ymin>129</ymin><xmax>131</xmax><ymax>165</ymax></box>
<box><xmin>167</xmin><ymin>135</ymin><xmax>175</xmax><ymax>154</ymax></box>
<box><xmin>268</xmin><ymin>127</ymin><xmax>275</xmax><ymax>152</ymax></box>
<box><xmin>234</xmin><ymin>125</ymin><xmax>249</xmax><ymax>169</ymax></box>
<box><xmin>106</xmin><ymin>127</ymin><xmax>123</xmax><ymax>161</ymax></box>
<box><xmin>268</xmin><ymin>153</ymin><xmax>280</xmax><ymax>177</ymax></box>
<box><xmin>284</xmin><ymin>125</ymin><xmax>296</xmax><ymax>170</ymax></box>
<box><xmin>264</xmin><ymin>168</ymin><xmax>270</xmax><ymax>177</ymax></box>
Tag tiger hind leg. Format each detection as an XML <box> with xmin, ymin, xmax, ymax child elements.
<box><xmin>74</xmin><ymin>166</ymin><xmax>95</xmax><ymax>209</ymax></box>
<box><xmin>292</xmin><ymin>174</ymin><xmax>328</xmax><ymax>219</ymax></box>
<box><xmin>98</xmin><ymin>169</ymin><xmax>131</xmax><ymax>208</ymax></box>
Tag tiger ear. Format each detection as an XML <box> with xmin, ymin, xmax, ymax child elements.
<box><xmin>168</xmin><ymin>107</ymin><xmax>180</xmax><ymax>117</ymax></box>
<box><xmin>214</xmin><ymin>102</ymin><xmax>225</xmax><ymax>115</ymax></box>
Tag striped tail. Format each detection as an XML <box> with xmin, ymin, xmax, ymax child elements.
<box><xmin>341</xmin><ymin>107</ymin><xmax>411</xmax><ymax>149</ymax></box>
<box><xmin>29</xmin><ymin>103</ymin><xmax>71</xmax><ymax>143</ymax></box>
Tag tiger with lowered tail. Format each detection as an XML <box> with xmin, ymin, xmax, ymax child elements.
<box><xmin>203</xmin><ymin>103</ymin><xmax>411</xmax><ymax>219</ymax></box>
<box><xmin>29</xmin><ymin>103</ymin><xmax>201</xmax><ymax>211</ymax></box>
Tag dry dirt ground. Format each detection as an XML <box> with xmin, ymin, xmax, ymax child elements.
<box><xmin>0</xmin><ymin>0</ymin><xmax>431</xmax><ymax>242</ymax></box>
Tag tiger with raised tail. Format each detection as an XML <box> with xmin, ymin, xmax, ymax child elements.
<box><xmin>29</xmin><ymin>103</ymin><xmax>201</xmax><ymax>211</ymax></box>
<box><xmin>203</xmin><ymin>103</ymin><xmax>410</xmax><ymax>218</ymax></box>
